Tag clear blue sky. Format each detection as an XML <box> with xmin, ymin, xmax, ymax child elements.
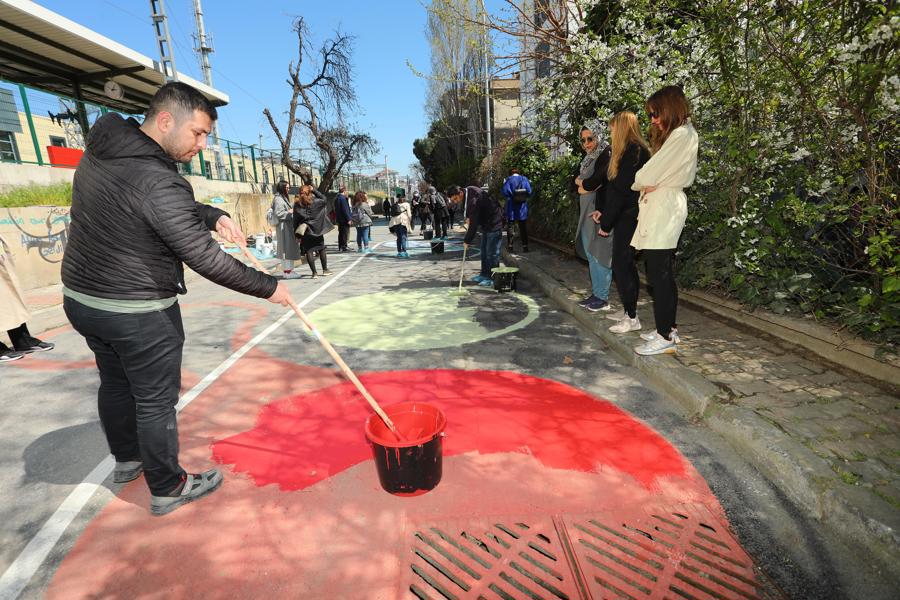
<box><xmin>35</xmin><ymin>0</ymin><xmax>432</xmax><ymax>177</ymax></box>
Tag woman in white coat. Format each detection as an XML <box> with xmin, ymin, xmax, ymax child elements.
<box><xmin>630</xmin><ymin>85</ymin><xmax>699</xmax><ymax>356</ymax></box>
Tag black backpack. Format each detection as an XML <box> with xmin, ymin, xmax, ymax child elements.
<box><xmin>390</xmin><ymin>201</ymin><xmax>403</xmax><ymax>217</ymax></box>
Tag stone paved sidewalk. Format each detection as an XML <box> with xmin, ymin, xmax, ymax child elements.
<box><xmin>502</xmin><ymin>241</ymin><xmax>900</xmax><ymax>573</ymax></box>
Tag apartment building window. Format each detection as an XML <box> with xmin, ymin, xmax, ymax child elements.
<box><xmin>0</xmin><ymin>131</ymin><xmax>19</xmax><ymax>162</ymax></box>
<box><xmin>238</xmin><ymin>166</ymin><xmax>246</xmax><ymax>182</ymax></box>
<box><xmin>49</xmin><ymin>136</ymin><xmax>67</xmax><ymax>147</ymax></box>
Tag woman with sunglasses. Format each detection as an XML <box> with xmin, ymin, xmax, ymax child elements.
<box><xmin>573</xmin><ymin>123</ymin><xmax>614</xmax><ymax>312</ymax></box>
<box><xmin>630</xmin><ymin>85</ymin><xmax>699</xmax><ymax>355</ymax></box>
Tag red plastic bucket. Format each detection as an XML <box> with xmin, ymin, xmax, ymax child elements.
<box><xmin>365</xmin><ymin>402</ymin><xmax>446</xmax><ymax>496</ymax></box>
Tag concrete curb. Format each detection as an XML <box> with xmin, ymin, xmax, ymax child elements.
<box><xmin>503</xmin><ymin>250</ymin><xmax>723</xmax><ymax>417</ymax></box>
<box><xmin>678</xmin><ymin>288</ymin><xmax>900</xmax><ymax>388</ymax></box>
<box><xmin>707</xmin><ymin>406</ymin><xmax>899</xmax><ymax>569</ymax></box>
<box><xmin>505</xmin><ymin>248</ymin><xmax>900</xmax><ymax>573</ymax></box>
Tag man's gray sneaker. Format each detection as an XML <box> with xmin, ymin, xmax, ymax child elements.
<box><xmin>113</xmin><ymin>460</ymin><xmax>143</xmax><ymax>483</ymax></box>
<box><xmin>150</xmin><ymin>469</ymin><xmax>223</xmax><ymax>516</ymax></box>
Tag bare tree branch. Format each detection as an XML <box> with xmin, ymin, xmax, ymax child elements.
<box><xmin>263</xmin><ymin>16</ymin><xmax>378</xmax><ymax>192</ymax></box>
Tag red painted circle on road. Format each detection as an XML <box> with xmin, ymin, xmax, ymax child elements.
<box><xmin>212</xmin><ymin>369</ymin><xmax>687</xmax><ymax>491</ymax></box>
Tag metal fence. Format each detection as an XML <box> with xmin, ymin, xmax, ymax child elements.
<box><xmin>1</xmin><ymin>81</ymin><xmax>398</xmax><ymax>195</ymax></box>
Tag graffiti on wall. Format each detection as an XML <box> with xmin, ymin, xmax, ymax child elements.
<box><xmin>3</xmin><ymin>207</ymin><xmax>70</xmax><ymax>263</ymax></box>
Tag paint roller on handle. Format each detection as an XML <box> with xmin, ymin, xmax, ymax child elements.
<box><xmin>236</xmin><ymin>243</ymin><xmax>405</xmax><ymax>442</ymax></box>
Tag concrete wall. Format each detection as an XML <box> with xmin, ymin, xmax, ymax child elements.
<box><xmin>0</xmin><ymin>204</ymin><xmax>71</xmax><ymax>290</ymax></box>
<box><xmin>1</xmin><ymin>194</ymin><xmax>271</xmax><ymax>291</ymax></box>
<box><xmin>0</xmin><ymin>162</ymin><xmax>75</xmax><ymax>193</ymax></box>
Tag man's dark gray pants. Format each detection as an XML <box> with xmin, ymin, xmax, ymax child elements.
<box><xmin>64</xmin><ymin>297</ymin><xmax>186</xmax><ymax>495</ymax></box>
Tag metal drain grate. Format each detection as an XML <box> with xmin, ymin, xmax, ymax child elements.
<box><xmin>405</xmin><ymin>516</ymin><xmax>585</xmax><ymax>600</ymax></box>
<box><xmin>560</xmin><ymin>505</ymin><xmax>785</xmax><ymax>600</ymax></box>
<box><xmin>403</xmin><ymin>506</ymin><xmax>787</xmax><ymax>600</ymax></box>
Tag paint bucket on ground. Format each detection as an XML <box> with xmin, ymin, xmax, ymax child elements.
<box><xmin>365</xmin><ymin>402</ymin><xmax>446</xmax><ymax>496</ymax></box>
<box><xmin>254</xmin><ymin>233</ymin><xmax>265</xmax><ymax>248</ymax></box>
<box><xmin>491</xmin><ymin>266</ymin><xmax>519</xmax><ymax>292</ymax></box>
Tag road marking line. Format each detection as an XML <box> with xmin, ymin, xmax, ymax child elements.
<box><xmin>0</xmin><ymin>255</ymin><xmax>369</xmax><ymax>599</ymax></box>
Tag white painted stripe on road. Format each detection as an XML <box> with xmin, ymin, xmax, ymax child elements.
<box><xmin>0</xmin><ymin>253</ymin><xmax>372</xmax><ymax>599</ymax></box>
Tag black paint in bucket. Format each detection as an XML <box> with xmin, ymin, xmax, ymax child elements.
<box><xmin>365</xmin><ymin>402</ymin><xmax>446</xmax><ymax>496</ymax></box>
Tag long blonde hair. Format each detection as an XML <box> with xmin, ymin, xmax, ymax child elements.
<box><xmin>607</xmin><ymin>111</ymin><xmax>649</xmax><ymax>179</ymax></box>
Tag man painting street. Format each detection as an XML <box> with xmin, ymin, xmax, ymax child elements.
<box><xmin>447</xmin><ymin>184</ymin><xmax>504</xmax><ymax>287</ymax></box>
<box><xmin>62</xmin><ymin>82</ymin><xmax>290</xmax><ymax>516</ymax></box>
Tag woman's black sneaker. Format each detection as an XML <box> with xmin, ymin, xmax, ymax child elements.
<box><xmin>578</xmin><ymin>294</ymin><xmax>597</xmax><ymax>307</ymax></box>
<box><xmin>0</xmin><ymin>347</ymin><xmax>25</xmax><ymax>362</ymax></box>
<box><xmin>13</xmin><ymin>337</ymin><xmax>54</xmax><ymax>354</ymax></box>
<box><xmin>585</xmin><ymin>298</ymin><xmax>610</xmax><ymax>312</ymax></box>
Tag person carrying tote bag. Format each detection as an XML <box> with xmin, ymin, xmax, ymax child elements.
<box><xmin>272</xmin><ymin>180</ymin><xmax>302</xmax><ymax>278</ymax></box>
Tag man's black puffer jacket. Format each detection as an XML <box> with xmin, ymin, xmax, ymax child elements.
<box><xmin>63</xmin><ymin>114</ymin><xmax>276</xmax><ymax>300</ymax></box>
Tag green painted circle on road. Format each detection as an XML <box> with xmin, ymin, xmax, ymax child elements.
<box><xmin>307</xmin><ymin>287</ymin><xmax>540</xmax><ymax>351</ymax></box>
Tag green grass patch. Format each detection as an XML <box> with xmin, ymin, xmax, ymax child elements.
<box><xmin>872</xmin><ymin>487</ymin><xmax>900</xmax><ymax>509</ymax></box>
<box><xmin>0</xmin><ymin>183</ymin><xmax>72</xmax><ymax>207</ymax></box>
<box><xmin>832</xmin><ymin>464</ymin><xmax>861</xmax><ymax>485</ymax></box>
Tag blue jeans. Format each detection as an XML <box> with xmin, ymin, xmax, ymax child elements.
<box><xmin>395</xmin><ymin>225</ymin><xmax>408</xmax><ymax>252</ymax></box>
<box><xmin>356</xmin><ymin>226</ymin><xmax>370</xmax><ymax>249</ymax></box>
<box><xmin>581</xmin><ymin>229</ymin><xmax>613</xmax><ymax>301</ymax></box>
<box><xmin>480</xmin><ymin>230</ymin><xmax>503</xmax><ymax>277</ymax></box>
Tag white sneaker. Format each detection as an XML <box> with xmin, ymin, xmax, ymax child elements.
<box><xmin>640</xmin><ymin>328</ymin><xmax>680</xmax><ymax>343</ymax></box>
<box><xmin>609</xmin><ymin>316</ymin><xmax>641</xmax><ymax>334</ymax></box>
<box><xmin>283</xmin><ymin>271</ymin><xmax>302</xmax><ymax>280</ymax></box>
<box><xmin>635</xmin><ymin>335</ymin><xmax>677</xmax><ymax>355</ymax></box>
<box><xmin>606</xmin><ymin>310</ymin><xmax>626</xmax><ymax>321</ymax></box>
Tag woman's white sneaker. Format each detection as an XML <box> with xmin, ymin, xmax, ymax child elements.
<box><xmin>640</xmin><ymin>329</ymin><xmax>680</xmax><ymax>343</ymax></box>
<box><xmin>609</xmin><ymin>316</ymin><xmax>641</xmax><ymax>334</ymax></box>
<box><xmin>605</xmin><ymin>310</ymin><xmax>627</xmax><ymax>321</ymax></box>
<box><xmin>634</xmin><ymin>335</ymin><xmax>677</xmax><ymax>355</ymax></box>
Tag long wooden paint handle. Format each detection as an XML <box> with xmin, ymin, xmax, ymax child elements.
<box><xmin>237</xmin><ymin>243</ymin><xmax>404</xmax><ymax>440</ymax></box>
<box><xmin>286</xmin><ymin>299</ymin><xmax>402</xmax><ymax>439</ymax></box>
<box><xmin>457</xmin><ymin>245</ymin><xmax>468</xmax><ymax>292</ymax></box>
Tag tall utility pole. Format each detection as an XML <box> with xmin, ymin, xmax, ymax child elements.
<box><xmin>192</xmin><ymin>0</ymin><xmax>214</xmax><ymax>86</ymax></box>
<box><xmin>479</xmin><ymin>0</ymin><xmax>492</xmax><ymax>183</ymax></box>
<box><xmin>149</xmin><ymin>0</ymin><xmax>178</xmax><ymax>81</ymax></box>
<box><xmin>190</xmin><ymin>0</ymin><xmax>226</xmax><ymax>180</ymax></box>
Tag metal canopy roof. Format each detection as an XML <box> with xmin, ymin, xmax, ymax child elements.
<box><xmin>0</xmin><ymin>0</ymin><xmax>229</xmax><ymax>115</ymax></box>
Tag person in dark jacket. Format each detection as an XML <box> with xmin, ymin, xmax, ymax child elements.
<box><xmin>62</xmin><ymin>82</ymin><xmax>290</xmax><ymax>516</ymax></box>
<box><xmin>428</xmin><ymin>185</ymin><xmax>449</xmax><ymax>239</ymax></box>
<box><xmin>334</xmin><ymin>185</ymin><xmax>352</xmax><ymax>252</ymax></box>
<box><xmin>501</xmin><ymin>168</ymin><xmax>532</xmax><ymax>252</ymax></box>
<box><xmin>447</xmin><ymin>184</ymin><xmax>504</xmax><ymax>287</ymax></box>
<box><xmin>294</xmin><ymin>184</ymin><xmax>335</xmax><ymax>278</ymax></box>
<box><xmin>595</xmin><ymin>112</ymin><xmax>651</xmax><ymax>334</ymax></box>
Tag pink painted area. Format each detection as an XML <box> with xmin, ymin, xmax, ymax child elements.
<box><xmin>212</xmin><ymin>369</ymin><xmax>687</xmax><ymax>491</ymax></box>
<box><xmin>46</xmin><ymin>363</ymin><xmax>723</xmax><ymax>600</ymax></box>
